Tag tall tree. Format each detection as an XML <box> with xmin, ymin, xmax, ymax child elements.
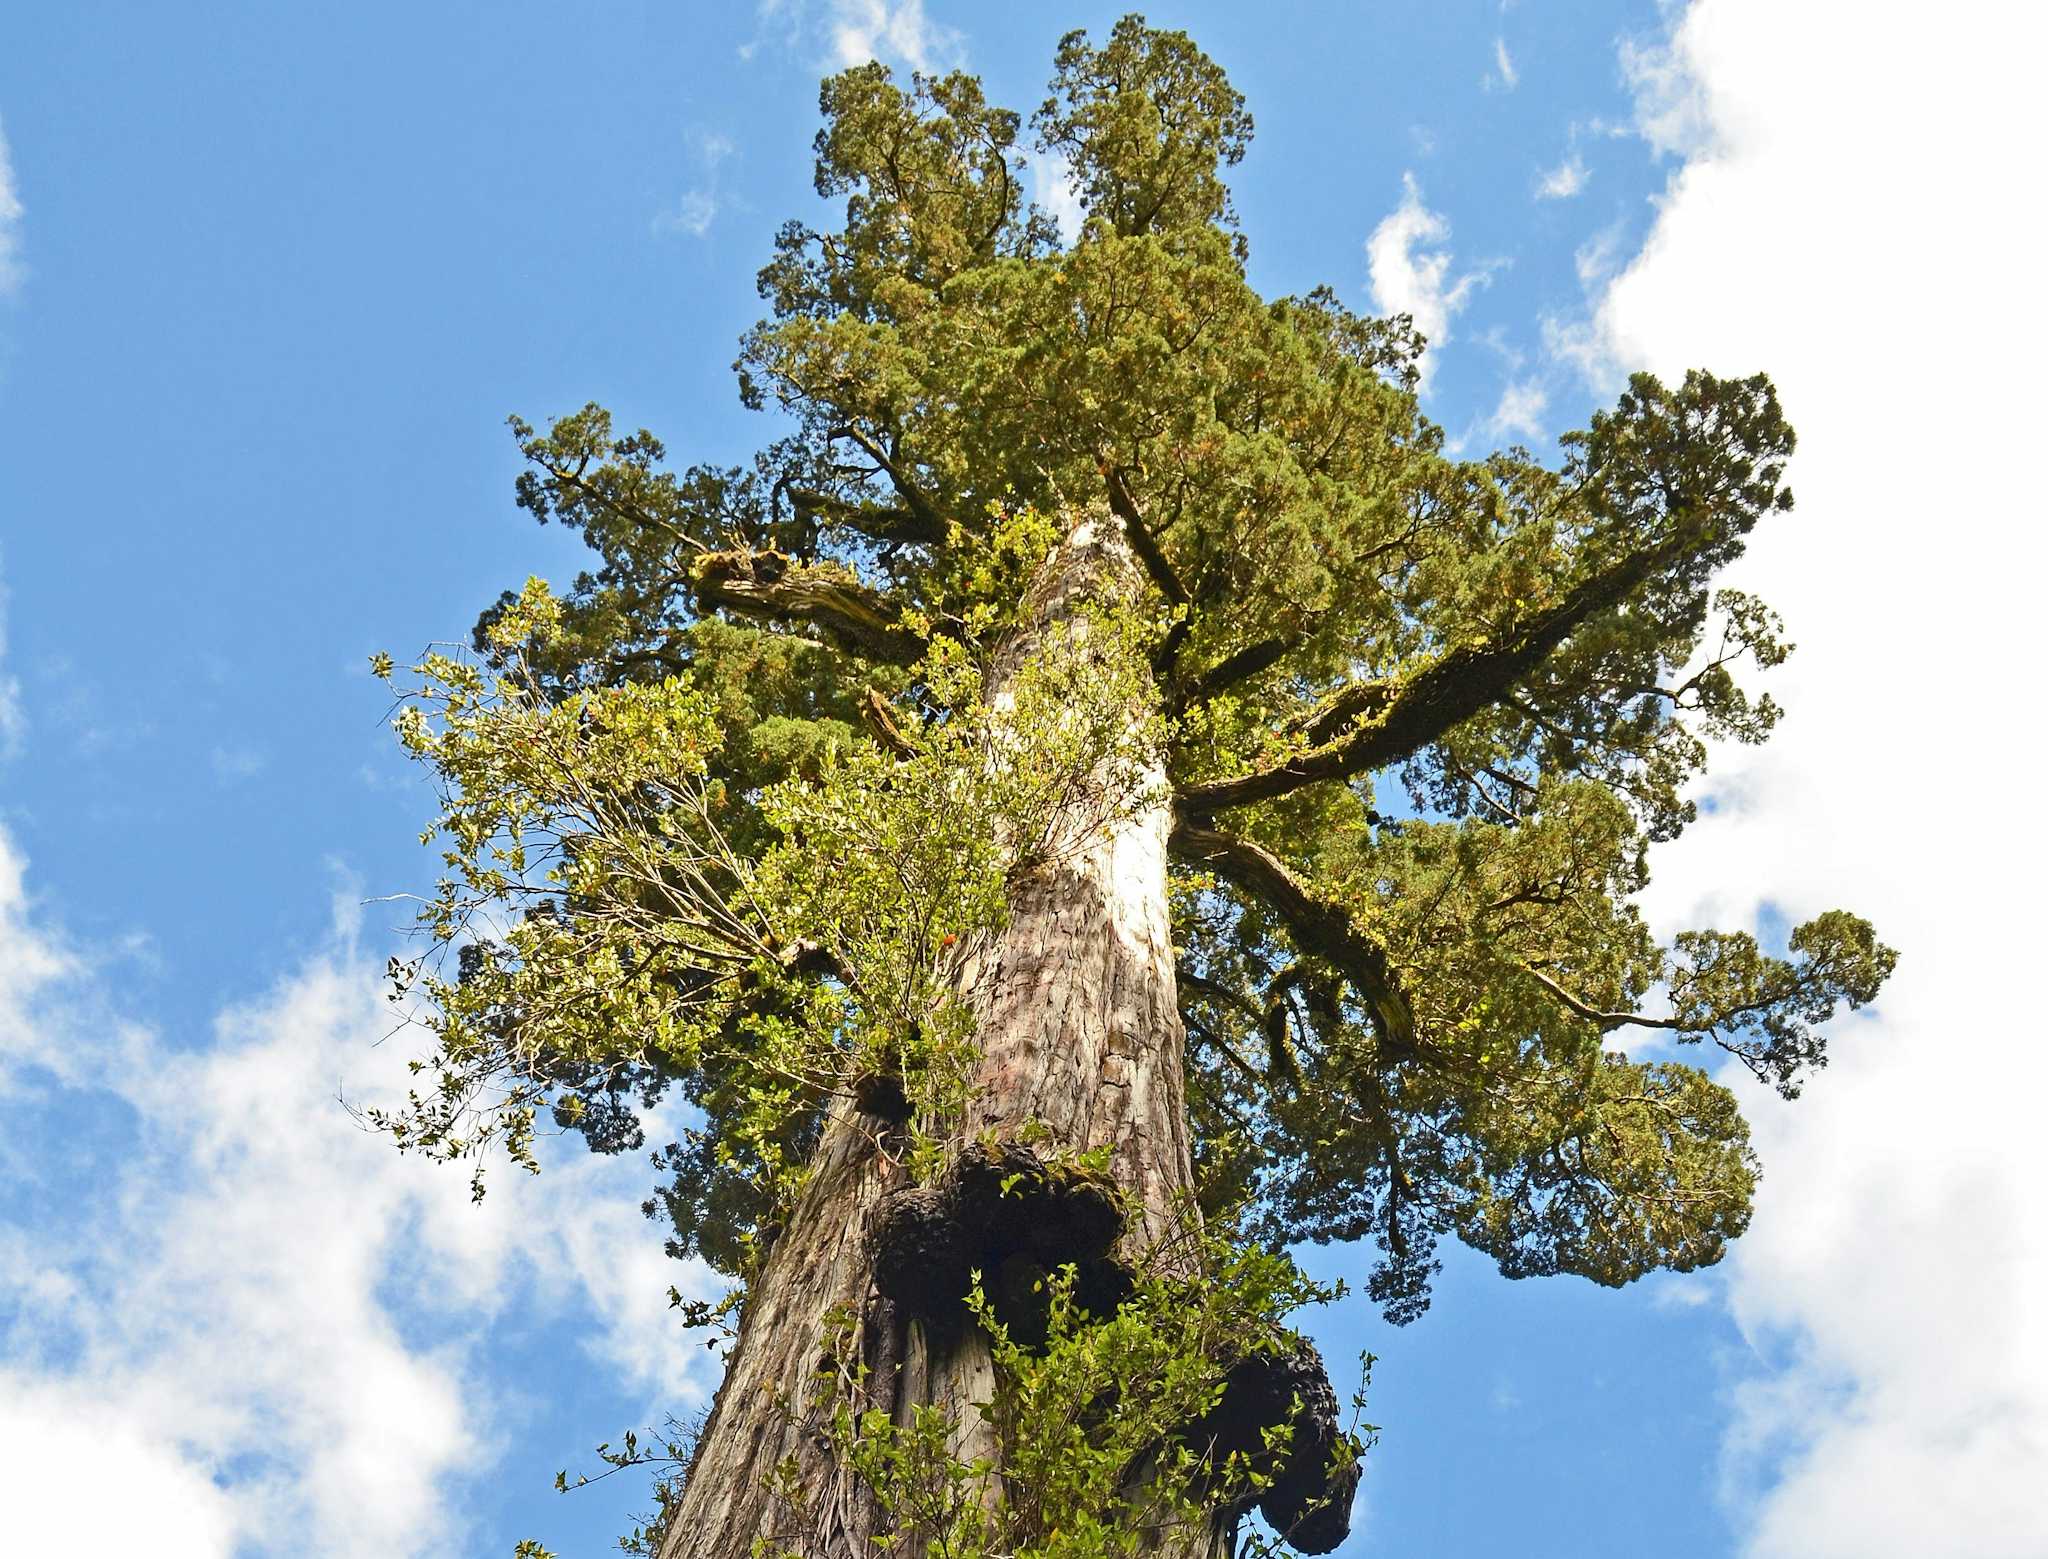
<box><xmin>377</xmin><ymin>19</ymin><xmax>1893</xmax><ymax>1557</ymax></box>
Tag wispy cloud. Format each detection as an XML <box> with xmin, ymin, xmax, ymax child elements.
<box><xmin>1535</xmin><ymin>153</ymin><xmax>1588</xmax><ymax>199</ymax></box>
<box><xmin>209</xmin><ymin>741</ymin><xmax>267</xmax><ymax>783</ymax></box>
<box><xmin>654</xmin><ymin>190</ymin><xmax>719</xmax><ymax>239</ymax></box>
<box><xmin>1618</xmin><ymin>25</ymin><xmax>1709</xmax><ymax>158</ymax></box>
<box><xmin>1366</xmin><ymin>174</ymin><xmax>1496</xmax><ymax>389</ymax></box>
<box><xmin>744</xmin><ymin>0</ymin><xmax>964</xmax><ymax>73</ymax></box>
<box><xmin>0</xmin><ymin>555</ymin><xmax>23</xmax><ymax>761</ymax></box>
<box><xmin>1028</xmin><ymin>148</ymin><xmax>1084</xmax><ymax>247</ymax></box>
<box><xmin>1537</xmin><ymin>221</ymin><xmax>1631</xmax><ymax>393</ymax></box>
<box><xmin>654</xmin><ymin>128</ymin><xmax>739</xmax><ymax>240</ymax></box>
<box><xmin>0</xmin><ymin>114</ymin><xmax>23</xmax><ymax>298</ymax></box>
<box><xmin>1572</xmin><ymin>220</ymin><xmax>1627</xmax><ymax>290</ymax></box>
<box><xmin>1485</xmin><ymin>377</ymin><xmax>1548</xmax><ymax>443</ymax></box>
<box><xmin>1484</xmin><ymin>36</ymin><xmax>1519</xmax><ymax>91</ymax></box>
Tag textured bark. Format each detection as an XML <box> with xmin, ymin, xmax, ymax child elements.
<box><xmin>660</xmin><ymin>511</ymin><xmax>1223</xmax><ymax>1559</ymax></box>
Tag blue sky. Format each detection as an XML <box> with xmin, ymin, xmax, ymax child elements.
<box><xmin>3</xmin><ymin>4</ymin><xmax>2043</xmax><ymax>1556</ymax></box>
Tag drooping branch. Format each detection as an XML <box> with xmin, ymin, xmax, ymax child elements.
<box><xmin>1104</xmin><ymin>466</ymin><xmax>1190</xmax><ymax>613</ymax></box>
<box><xmin>1175</xmin><ymin>968</ymin><xmax>1273</xmax><ymax>1088</ymax></box>
<box><xmin>528</xmin><ymin>455</ymin><xmax>705</xmax><ymax>556</ymax></box>
<box><xmin>691</xmin><ymin>549</ymin><xmax>926</xmax><ymax>664</ymax></box>
<box><xmin>1104</xmin><ymin>466</ymin><xmax>1200</xmax><ymax>682</ymax></box>
<box><xmin>1170</xmin><ymin>819</ymin><xmax>1415</xmax><ymax>1053</ymax></box>
<box><xmin>1176</xmin><ymin>532</ymin><xmax>1689</xmax><ymax>817</ymax></box>
<box><xmin>1178</xmin><ymin>965</ymin><xmax>1266</xmax><ymax>1030</ymax></box>
<box><xmin>1517</xmin><ymin>912</ymin><xmax>1893</xmax><ymax>1099</ymax></box>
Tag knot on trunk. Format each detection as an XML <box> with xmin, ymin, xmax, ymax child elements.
<box><xmin>870</xmin><ymin>1140</ymin><xmax>1131</xmax><ymax>1346</ymax></box>
<box><xmin>1187</xmin><ymin>1334</ymin><xmax>1359</xmax><ymax>1555</ymax></box>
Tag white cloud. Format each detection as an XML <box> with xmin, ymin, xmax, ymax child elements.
<box><xmin>1618</xmin><ymin>24</ymin><xmax>1709</xmax><ymax>158</ymax></box>
<box><xmin>1485</xmin><ymin>377</ymin><xmax>1548</xmax><ymax>442</ymax></box>
<box><xmin>0</xmin><ymin>833</ymin><xmax>70</xmax><ymax>1052</ymax></box>
<box><xmin>1535</xmin><ymin>153</ymin><xmax>1588</xmax><ymax>199</ymax></box>
<box><xmin>1535</xmin><ymin>221</ymin><xmax>1632</xmax><ymax>393</ymax></box>
<box><xmin>1485</xmin><ymin>36</ymin><xmax>1519</xmax><ymax>92</ymax></box>
<box><xmin>1</xmin><ymin>1382</ymin><xmax>240</xmax><ymax>1559</ymax></box>
<box><xmin>825</xmin><ymin>0</ymin><xmax>962</xmax><ymax>72</ymax></box>
<box><xmin>655</xmin><ymin>189</ymin><xmax>719</xmax><ymax>238</ymax></box>
<box><xmin>1577</xmin><ymin>3</ymin><xmax>2048</xmax><ymax>1553</ymax></box>
<box><xmin>0</xmin><ymin>114</ymin><xmax>23</xmax><ymax>297</ymax></box>
<box><xmin>1028</xmin><ymin>148</ymin><xmax>1084</xmax><ymax>247</ymax></box>
<box><xmin>1366</xmin><ymin>174</ymin><xmax>1494</xmax><ymax>389</ymax></box>
<box><xmin>1571</xmin><ymin>220</ymin><xmax>1626</xmax><ymax>291</ymax></box>
<box><xmin>0</xmin><ymin>830</ymin><xmax>723</xmax><ymax>1557</ymax></box>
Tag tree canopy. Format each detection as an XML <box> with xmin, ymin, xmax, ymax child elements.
<box><xmin>378</xmin><ymin>14</ymin><xmax>1893</xmax><ymax>1332</ymax></box>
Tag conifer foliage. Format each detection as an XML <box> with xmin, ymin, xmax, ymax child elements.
<box><xmin>379</xmin><ymin>17</ymin><xmax>1892</xmax><ymax>1555</ymax></box>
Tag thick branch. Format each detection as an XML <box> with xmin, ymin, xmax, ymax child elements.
<box><xmin>1105</xmin><ymin>466</ymin><xmax>1203</xmax><ymax>696</ymax></box>
<box><xmin>1174</xmin><ymin>635</ymin><xmax>1292</xmax><ymax>713</ymax></box>
<box><xmin>787</xmin><ymin>487</ymin><xmax>948</xmax><ymax>549</ymax></box>
<box><xmin>1285</xmin><ymin>677</ymin><xmax>1393</xmax><ymax>748</ymax></box>
<box><xmin>1260</xmin><ymin>961</ymin><xmax>1310</xmax><ymax>1090</ymax></box>
<box><xmin>857</xmin><ymin>687</ymin><xmax>917</xmax><ymax>759</ymax></box>
<box><xmin>691</xmin><ymin>550</ymin><xmax>925</xmax><ymax>665</ymax></box>
<box><xmin>1171</xmin><ymin>820</ymin><xmax>1415</xmax><ymax>1053</ymax></box>
<box><xmin>1176</xmin><ymin>534</ymin><xmax>1686</xmax><ymax>817</ymax></box>
<box><xmin>1105</xmin><ymin>466</ymin><xmax>1190</xmax><ymax>612</ymax></box>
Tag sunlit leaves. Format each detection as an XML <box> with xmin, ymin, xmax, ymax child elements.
<box><xmin>377</xmin><ymin>582</ymin><xmax>1160</xmax><ymax>1245</ymax></box>
<box><xmin>390</xmin><ymin>19</ymin><xmax>1897</xmax><ymax>1346</ymax></box>
<box><xmin>1035</xmin><ymin>17</ymin><xmax>1253</xmax><ymax>244</ymax></box>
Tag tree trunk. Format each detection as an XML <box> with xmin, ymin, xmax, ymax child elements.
<box><xmin>660</xmin><ymin>511</ymin><xmax>1223</xmax><ymax>1559</ymax></box>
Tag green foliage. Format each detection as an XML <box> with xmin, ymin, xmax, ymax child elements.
<box><xmin>375</xmin><ymin>574</ymin><xmax>1158</xmax><ymax>1236</ymax></box>
<box><xmin>385</xmin><ymin>6</ymin><xmax>1895</xmax><ymax>1365</ymax></box>
<box><xmin>767</xmin><ymin>1220</ymin><xmax>1368</xmax><ymax>1558</ymax></box>
<box><xmin>1037</xmin><ymin>16</ymin><xmax>1253</xmax><ymax>243</ymax></box>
